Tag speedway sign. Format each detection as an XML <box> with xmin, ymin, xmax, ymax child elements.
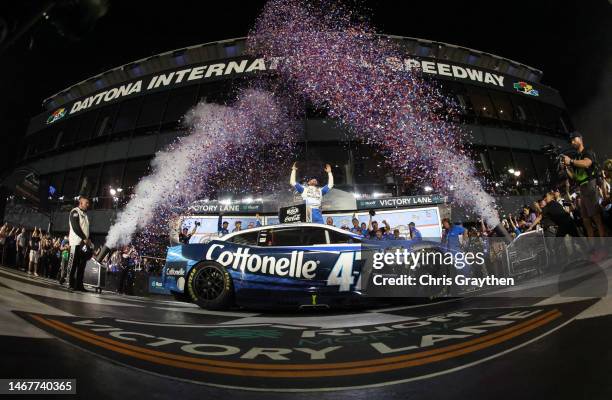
<box><xmin>38</xmin><ymin>52</ymin><xmax>554</xmax><ymax>130</ymax></box>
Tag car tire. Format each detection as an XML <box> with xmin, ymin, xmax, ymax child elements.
<box><xmin>186</xmin><ymin>262</ymin><xmax>234</xmax><ymax>310</ymax></box>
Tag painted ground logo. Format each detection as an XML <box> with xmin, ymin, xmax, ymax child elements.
<box><xmin>46</xmin><ymin>108</ymin><xmax>67</xmax><ymax>124</ymax></box>
<box><xmin>16</xmin><ymin>300</ymin><xmax>595</xmax><ymax>391</ymax></box>
<box><xmin>513</xmin><ymin>81</ymin><xmax>539</xmax><ymax>96</ymax></box>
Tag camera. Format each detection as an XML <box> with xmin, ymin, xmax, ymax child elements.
<box><xmin>541</xmin><ymin>143</ymin><xmax>576</xmax><ymax>183</ymax></box>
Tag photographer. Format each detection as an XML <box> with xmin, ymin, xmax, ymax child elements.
<box><xmin>562</xmin><ymin>131</ymin><xmax>606</xmax><ymax>237</ymax></box>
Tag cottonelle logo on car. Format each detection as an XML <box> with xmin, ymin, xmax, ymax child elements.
<box><xmin>205</xmin><ymin>244</ymin><xmax>319</xmax><ymax>279</ymax></box>
<box><xmin>46</xmin><ymin>108</ymin><xmax>67</xmax><ymax>124</ymax></box>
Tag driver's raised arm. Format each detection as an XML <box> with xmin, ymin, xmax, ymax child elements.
<box><xmin>322</xmin><ymin>164</ymin><xmax>333</xmax><ymax>194</ymax></box>
<box><xmin>290</xmin><ymin>162</ymin><xmax>304</xmax><ymax>193</ymax></box>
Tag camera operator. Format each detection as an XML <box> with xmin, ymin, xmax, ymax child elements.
<box><xmin>562</xmin><ymin>131</ymin><xmax>606</xmax><ymax>237</ymax></box>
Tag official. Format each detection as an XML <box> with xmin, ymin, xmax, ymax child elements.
<box><xmin>66</xmin><ymin>195</ymin><xmax>93</xmax><ymax>291</ymax></box>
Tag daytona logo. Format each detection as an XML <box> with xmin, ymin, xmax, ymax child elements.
<box><xmin>205</xmin><ymin>244</ymin><xmax>318</xmax><ymax>279</ymax></box>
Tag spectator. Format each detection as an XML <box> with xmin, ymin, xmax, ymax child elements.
<box><xmin>391</xmin><ymin>228</ymin><xmax>405</xmax><ymax>240</ymax></box>
<box><xmin>233</xmin><ymin>220</ymin><xmax>242</xmax><ymax>233</ymax></box>
<box><xmin>367</xmin><ymin>216</ymin><xmax>379</xmax><ymax>239</ymax></box>
<box><xmin>442</xmin><ymin>218</ymin><xmax>466</xmax><ymax>251</ymax></box>
<box><xmin>408</xmin><ymin>222</ymin><xmax>422</xmax><ymax>240</ymax></box>
<box><xmin>562</xmin><ymin>131</ymin><xmax>606</xmax><ymax>237</ymax></box>
<box><xmin>58</xmin><ymin>236</ymin><xmax>70</xmax><ymax>284</ymax></box>
<box><xmin>179</xmin><ymin>224</ymin><xmax>196</xmax><ymax>244</ymax></box>
<box><xmin>217</xmin><ymin>214</ymin><xmax>229</xmax><ymax>236</ymax></box>
<box><xmin>28</xmin><ymin>227</ymin><xmax>40</xmax><ymax>276</ymax></box>
<box><xmin>359</xmin><ymin>222</ymin><xmax>368</xmax><ymax>236</ymax></box>
<box><xmin>4</xmin><ymin>227</ymin><xmax>17</xmax><ymax>267</ymax></box>
<box><xmin>16</xmin><ymin>227</ymin><xmax>27</xmax><ymax>270</ymax></box>
<box><xmin>0</xmin><ymin>224</ymin><xmax>7</xmax><ymax>265</ymax></box>
<box><xmin>372</xmin><ymin>229</ymin><xmax>385</xmax><ymax>240</ymax></box>
<box><xmin>349</xmin><ymin>216</ymin><xmax>360</xmax><ymax>233</ymax></box>
<box><xmin>325</xmin><ymin>216</ymin><xmax>335</xmax><ymax>226</ymax></box>
<box><xmin>527</xmin><ymin>192</ymin><xmax>580</xmax><ymax>237</ymax></box>
<box><xmin>349</xmin><ymin>214</ymin><xmax>368</xmax><ymax>237</ymax></box>
<box><xmin>117</xmin><ymin>245</ymin><xmax>137</xmax><ymax>295</ymax></box>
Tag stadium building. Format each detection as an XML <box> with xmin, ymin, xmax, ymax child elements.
<box><xmin>1</xmin><ymin>36</ymin><xmax>573</xmax><ymax>240</ymax></box>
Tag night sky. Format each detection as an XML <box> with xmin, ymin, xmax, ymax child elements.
<box><xmin>0</xmin><ymin>0</ymin><xmax>610</xmax><ymax>176</ymax></box>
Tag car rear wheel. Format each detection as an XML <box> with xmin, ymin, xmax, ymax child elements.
<box><xmin>186</xmin><ymin>262</ymin><xmax>234</xmax><ymax>310</ymax></box>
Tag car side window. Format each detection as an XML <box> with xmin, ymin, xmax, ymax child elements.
<box><xmin>327</xmin><ymin>229</ymin><xmax>360</xmax><ymax>244</ymax></box>
<box><xmin>226</xmin><ymin>231</ymin><xmax>259</xmax><ymax>246</ymax></box>
<box><xmin>302</xmin><ymin>227</ymin><xmax>328</xmax><ymax>245</ymax></box>
<box><xmin>259</xmin><ymin>228</ymin><xmax>303</xmax><ymax>246</ymax></box>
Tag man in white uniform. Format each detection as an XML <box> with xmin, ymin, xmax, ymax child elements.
<box><xmin>289</xmin><ymin>162</ymin><xmax>334</xmax><ymax>224</ymax></box>
<box><xmin>67</xmin><ymin>195</ymin><xmax>93</xmax><ymax>291</ymax></box>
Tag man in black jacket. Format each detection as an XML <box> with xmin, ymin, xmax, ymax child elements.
<box><xmin>66</xmin><ymin>195</ymin><xmax>92</xmax><ymax>291</ymax></box>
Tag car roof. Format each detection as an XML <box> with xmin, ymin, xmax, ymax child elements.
<box><xmin>221</xmin><ymin>222</ymin><xmax>361</xmax><ymax>241</ymax></box>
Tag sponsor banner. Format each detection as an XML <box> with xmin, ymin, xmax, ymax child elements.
<box><xmin>357</xmin><ymin>194</ymin><xmax>446</xmax><ymax>210</ymax></box>
<box><xmin>148</xmin><ymin>277</ymin><xmax>171</xmax><ymax>295</ymax></box>
<box><xmin>17</xmin><ymin>299</ymin><xmax>595</xmax><ymax>390</ymax></box>
<box><xmin>278</xmin><ymin>204</ymin><xmax>307</xmax><ymax>224</ymax></box>
<box><xmin>187</xmin><ymin>200</ymin><xmax>263</xmax><ymax>214</ymax></box>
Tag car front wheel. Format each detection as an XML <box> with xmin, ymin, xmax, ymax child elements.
<box><xmin>186</xmin><ymin>262</ymin><xmax>234</xmax><ymax>310</ymax></box>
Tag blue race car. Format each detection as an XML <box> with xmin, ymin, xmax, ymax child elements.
<box><xmin>161</xmin><ymin>223</ymin><xmax>450</xmax><ymax>310</ymax></box>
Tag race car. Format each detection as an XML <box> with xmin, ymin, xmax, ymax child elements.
<box><xmin>161</xmin><ymin>222</ymin><xmax>452</xmax><ymax>310</ymax></box>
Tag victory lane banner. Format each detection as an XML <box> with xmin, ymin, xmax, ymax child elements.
<box><xmin>357</xmin><ymin>195</ymin><xmax>446</xmax><ymax>210</ymax></box>
<box><xmin>15</xmin><ymin>300</ymin><xmax>595</xmax><ymax>391</ymax></box>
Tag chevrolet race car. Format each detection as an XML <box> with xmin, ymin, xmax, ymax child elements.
<box><xmin>161</xmin><ymin>223</ymin><xmax>452</xmax><ymax>310</ymax></box>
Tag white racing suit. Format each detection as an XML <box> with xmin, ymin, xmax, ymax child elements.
<box><xmin>67</xmin><ymin>207</ymin><xmax>91</xmax><ymax>289</ymax></box>
<box><xmin>290</xmin><ymin>169</ymin><xmax>333</xmax><ymax>224</ymax></box>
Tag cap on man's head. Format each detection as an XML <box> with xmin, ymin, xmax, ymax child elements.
<box><xmin>408</xmin><ymin>222</ymin><xmax>415</xmax><ymax>227</ymax></box>
<box><xmin>569</xmin><ymin>131</ymin><xmax>582</xmax><ymax>141</ymax></box>
<box><xmin>222</xmin><ymin>221</ymin><xmax>229</xmax><ymax>226</ymax></box>
<box><xmin>235</xmin><ymin>221</ymin><xmax>242</xmax><ymax>225</ymax></box>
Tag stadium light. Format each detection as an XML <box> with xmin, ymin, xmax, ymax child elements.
<box><xmin>372</xmin><ymin>192</ymin><xmax>382</xmax><ymax>198</ymax></box>
<box><xmin>508</xmin><ymin>168</ymin><xmax>515</xmax><ymax>174</ymax></box>
<box><xmin>513</xmin><ymin>170</ymin><xmax>521</xmax><ymax>177</ymax></box>
<box><xmin>242</xmin><ymin>197</ymin><xmax>253</xmax><ymax>203</ymax></box>
<box><xmin>353</xmin><ymin>193</ymin><xmax>361</xmax><ymax>199</ymax></box>
<box><xmin>117</xmin><ymin>188</ymin><xmax>123</xmax><ymax>193</ymax></box>
<box><xmin>109</xmin><ymin>188</ymin><xmax>116</xmax><ymax>196</ymax></box>
<box><xmin>424</xmin><ymin>186</ymin><xmax>433</xmax><ymax>192</ymax></box>
<box><xmin>533</xmin><ymin>179</ymin><xmax>539</xmax><ymax>185</ymax></box>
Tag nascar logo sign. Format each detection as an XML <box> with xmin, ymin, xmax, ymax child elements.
<box><xmin>513</xmin><ymin>81</ymin><xmax>539</xmax><ymax>96</ymax></box>
<box><xmin>46</xmin><ymin>108</ymin><xmax>67</xmax><ymax>124</ymax></box>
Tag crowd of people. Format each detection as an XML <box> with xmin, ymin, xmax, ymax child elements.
<box><xmin>0</xmin><ymin>223</ymin><xmax>71</xmax><ymax>280</ymax></box>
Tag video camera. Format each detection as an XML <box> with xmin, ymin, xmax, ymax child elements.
<box><xmin>541</xmin><ymin>143</ymin><xmax>576</xmax><ymax>182</ymax></box>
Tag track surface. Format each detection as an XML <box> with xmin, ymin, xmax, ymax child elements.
<box><xmin>1</xmin><ymin>263</ymin><xmax>611</xmax><ymax>399</ymax></box>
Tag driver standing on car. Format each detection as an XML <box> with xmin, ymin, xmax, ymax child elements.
<box><xmin>289</xmin><ymin>162</ymin><xmax>334</xmax><ymax>224</ymax></box>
